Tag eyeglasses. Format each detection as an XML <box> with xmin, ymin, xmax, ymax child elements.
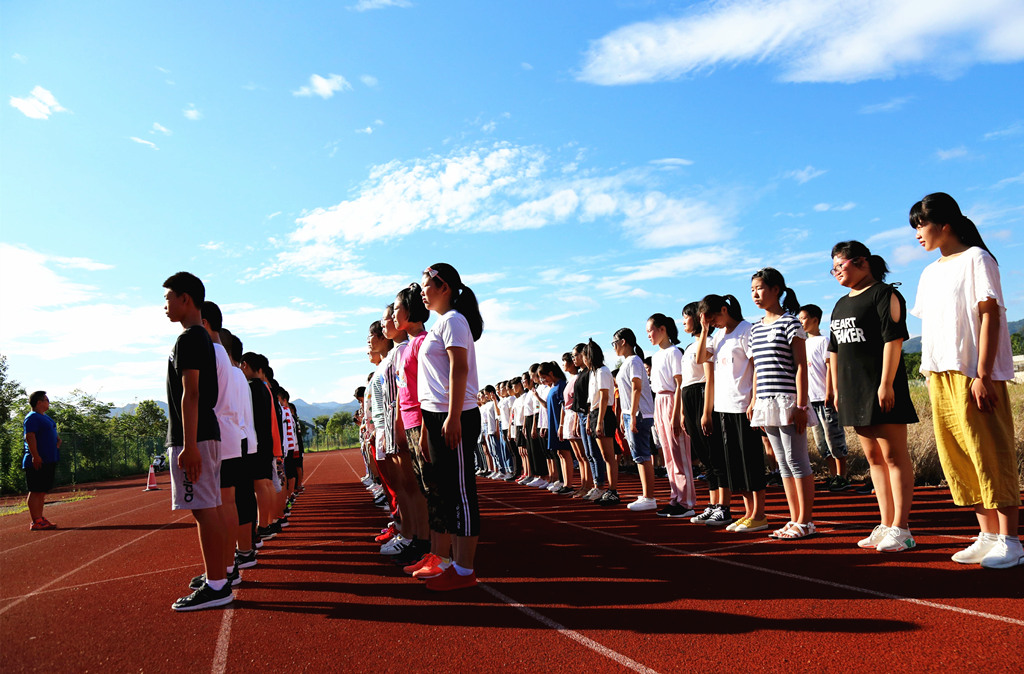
<box><xmin>610</xmin><ymin>339</ymin><xmax>622</xmax><ymax>347</ymax></box>
<box><xmin>830</xmin><ymin>258</ymin><xmax>859</xmax><ymax>277</ymax></box>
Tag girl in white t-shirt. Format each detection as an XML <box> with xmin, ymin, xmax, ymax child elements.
<box><xmin>613</xmin><ymin>328</ymin><xmax>658</xmax><ymax>511</ymax></box>
<box><xmin>510</xmin><ymin>378</ymin><xmax>529</xmax><ymax>482</ymax></box>
<box><xmin>646</xmin><ymin>313</ymin><xmax>697</xmax><ymax>518</ymax></box>
<box><xmin>584</xmin><ymin>338</ymin><xmax>620</xmax><ymax>505</ymax></box>
<box><xmin>696</xmin><ymin>294</ymin><xmax>766</xmax><ymax>529</ymax></box>
<box><xmin>910</xmin><ymin>192</ymin><xmax>1022</xmax><ymax>569</ymax></box>
<box><xmin>414</xmin><ymin>263</ymin><xmax>484</xmax><ymax>590</ymax></box>
<box><xmin>560</xmin><ymin>351</ymin><xmax>592</xmax><ymax>496</ymax></box>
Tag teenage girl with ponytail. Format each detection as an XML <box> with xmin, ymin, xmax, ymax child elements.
<box><xmin>646</xmin><ymin>313</ymin><xmax>697</xmax><ymax>518</ymax></box>
<box><xmin>613</xmin><ymin>328</ymin><xmax>658</xmax><ymax>511</ymax></box>
<box><xmin>585</xmin><ymin>339</ymin><xmax>620</xmax><ymax>506</ymax></box>
<box><xmin>749</xmin><ymin>268</ymin><xmax>815</xmax><ymax>538</ymax></box>
<box><xmin>828</xmin><ymin>241</ymin><xmax>918</xmax><ymax>553</ymax></box>
<box><xmin>909</xmin><ymin>193</ymin><xmax>1021</xmax><ymax>568</ymax></box>
<box><xmin>680</xmin><ymin>303</ymin><xmax>719</xmax><ymax>522</ymax></box>
<box><xmin>695</xmin><ymin>295</ymin><xmax>765</xmax><ymax>528</ymax></box>
<box><xmin>561</xmin><ymin>352</ymin><xmax>592</xmax><ymax>496</ymax></box>
<box><xmin>412</xmin><ymin>263</ymin><xmax>484</xmax><ymax>590</ymax></box>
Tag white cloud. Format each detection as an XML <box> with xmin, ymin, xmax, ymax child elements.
<box><xmin>650</xmin><ymin>157</ymin><xmax>694</xmax><ymax>168</ymax></box>
<box><xmin>993</xmin><ymin>171</ymin><xmax>1024</xmax><ymax>189</ymax></box>
<box><xmin>481</xmin><ymin>121</ymin><xmax>497</xmax><ymax>133</ymax></box>
<box><xmin>578</xmin><ymin>0</ymin><xmax>1024</xmax><ymax>85</ymax></box>
<box><xmin>151</xmin><ymin>122</ymin><xmax>172</xmax><ymax>135</ymax></box>
<box><xmin>293</xmin><ymin>73</ymin><xmax>352</xmax><ymax>98</ymax></box>
<box><xmin>12</xmin><ymin>53</ymin><xmax>28</xmax><ymax>63</ymax></box>
<box><xmin>935</xmin><ymin>145</ymin><xmax>968</xmax><ymax>160</ymax></box>
<box><xmin>461</xmin><ymin>272</ymin><xmax>506</xmax><ymax>286</ymax></box>
<box><xmin>618</xmin><ymin>192</ymin><xmax>734</xmax><ymax>248</ymax></box>
<box><xmin>866</xmin><ymin>227</ymin><xmax>911</xmax><ymax>246</ymax></box>
<box><xmin>496</xmin><ymin>286</ymin><xmax>536</xmax><ymax>294</ymax></box>
<box><xmin>156</xmin><ymin>66</ymin><xmax>171</xmax><ymax>74</ymax></box>
<box><xmin>892</xmin><ymin>243</ymin><xmax>930</xmax><ymax>266</ymax></box>
<box><xmin>860</xmin><ymin>96</ymin><xmax>913</xmax><ymax>114</ymax></box>
<box><xmin>200</xmin><ymin>241</ymin><xmax>223</xmax><ymax>251</ymax></box>
<box><xmin>183</xmin><ymin>104</ymin><xmax>202</xmax><ymax>120</ymax></box>
<box><xmin>784</xmin><ymin>165</ymin><xmax>826</xmax><ymax>184</ymax></box>
<box><xmin>813</xmin><ymin>202</ymin><xmax>856</xmax><ymax>212</ymax></box>
<box><xmin>356</xmin><ymin>126</ymin><xmax>373</xmax><ymax>134</ymax></box>
<box><xmin>360</xmin><ymin>75</ymin><xmax>379</xmax><ymax>87</ymax></box>
<box><xmin>984</xmin><ymin>121</ymin><xmax>1024</xmax><ymax>140</ymax></box>
<box><xmin>129</xmin><ymin>137</ymin><xmax>159</xmax><ymax>150</ymax></box>
<box><xmin>348</xmin><ymin>0</ymin><xmax>411</xmax><ymax>10</ymax></box>
<box><xmin>521</xmin><ymin>62</ymin><xmax>534</xmax><ymax>70</ymax></box>
<box><xmin>219</xmin><ymin>303</ymin><xmax>343</xmax><ymax>337</ymax></box>
<box><xmin>9</xmin><ymin>86</ymin><xmax>67</xmax><ymax>120</ymax></box>
<box><xmin>614</xmin><ymin>246</ymin><xmax>735</xmax><ymax>283</ymax></box>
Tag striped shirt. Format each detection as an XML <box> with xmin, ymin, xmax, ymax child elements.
<box><xmin>750</xmin><ymin>313</ymin><xmax>805</xmax><ymax>398</ymax></box>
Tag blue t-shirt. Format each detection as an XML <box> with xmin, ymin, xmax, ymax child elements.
<box><xmin>23</xmin><ymin>411</ymin><xmax>59</xmax><ymax>467</ymax></box>
<box><xmin>546</xmin><ymin>380</ymin><xmax>570</xmax><ymax>452</ymax></box>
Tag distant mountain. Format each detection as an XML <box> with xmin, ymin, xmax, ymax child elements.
<box><xmin>291</xmin><ymin>398</ymin><xmax>359</xmax><ymax>421</ymax></box>
<box><xmin>903</xmin><ymin>318</ymin><xmax>1023</xmax><ymax>353</ymax></box>
<box><xmin>111</xmin><ymin>401</ymin><xmax>169</xmax><ymax>417</ymax></box>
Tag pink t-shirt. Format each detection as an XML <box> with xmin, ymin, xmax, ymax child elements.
<box><xmin>398</xmin><ymin>331</ymin><xmax>427</xmax><ymax>429</ymax></box>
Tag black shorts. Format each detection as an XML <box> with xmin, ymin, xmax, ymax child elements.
<box><xmin>717</xmin><ymin>412</ymin><xmax>767</xmax><ymax>493</ymax></box>
<box><xmin>251</xmin><ymin>451</ymin><xmax>273</xmax><ymax>481</ymax></box>
<box><xmin>284</xmin><ymin>455</ymin><xmax>298</xmax><ymax>479</ymax></box>
<box><xmin>25</xmin><ymin>462</ymin><xmax>56</xmax><ymax>493</ymax></box>
<box><xmin>220</xmin><ymin>456</ymin><xmax>246</xmax><ymax>490</ymax></box>
<box><xmin>421</xmin><ymin>408</ymin><xmax>481</xmax><ymax>537</ymax></box>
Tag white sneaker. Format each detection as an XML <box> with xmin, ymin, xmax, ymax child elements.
<box><xmin>980</xmin><ymin>535</ymin><xmax>1024</xmax><ymax>569</ymax></box>
<box><xmin>952</xmin><ymin>533</ymin><xmax>999</xmax><ymax>564</ymax></box>
<box><xmin>626</xmin><ymin>496</ymin><xmax>658</xmax><ymax>512</ymax></box>
<box><xmin>380</xmin><ymin>535</ymin><xmax>408</xmax><ymax>555</ymax></box>
<box><xmin>365</xmin><ymin>481</ymin><xmax>379</xmax><ymax>491</ymax></box>
<box><xmin>584</xmin><ymin>487</ymin><xmax>604</xmax><ymax>501</ymax></box>
<box><xmin>876</xmin><ymin>527</ymin><xmax>916</xmax><ymax>553</ymax></box>
<box><xmin>547</xmin><ymin>481</ymin><xmax>563</xmax><ymax>492</ymax></box>
<box><xmin>857</xmin><ymin>525</ymin><xmax>889</xmax><ymax>549</ymax></box>
<box><xmin>532</xmin><ymin>478</ymin><xmax>550</xmax><ymax>489</ymax></box>
<box><xmin>525</xmin><ymin>477</ymin><xmax>543</xmax><ymax>487</ymax></box>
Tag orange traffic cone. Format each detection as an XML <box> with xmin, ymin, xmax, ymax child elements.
<box><xmin>143</xmin><ymin>465</ymin><xmax>160</xmax><ymax>491</ymax></box>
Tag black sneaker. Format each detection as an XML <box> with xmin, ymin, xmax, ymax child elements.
<box><xmin>820</xmin><ymin>476</ymin><xmax>835</xmax><ymax>491</ymax></box>
<box><xmin>557</xmin><ymin>486</ymin><xmax>575</xmax><ymax>495</ymax></box>
<box><xmin>704</xmin><ymin>505</ymin><xmax>734</xmax><ymax>527</ymax></box>
<box><xmin>171</xmin><ymin>582</ymin><xmax>233</xmax><ymax>612</ymax></box>
<box><xmin>269</xmin><ymin>521</ymin><xmax>283</xmax><ymax>535</ymax></box>
<box><xmin>855</xmin><ymin>478</ymin><xmax>874</xmax><ymax>495</ymax></box>
<box><xmin>667</xmin><ymin>504</ymin><xmax>696</xmax><ymax>519</ymax></box>
<box><xmin>189</xmin><ymin>573</ymin><xmax>206</xmax><ymax>590</ymax></box>
<box><xmin>372</xmin><ymin>493</ymin><xmax>388</xmax><ymax>507</ymax></box>
<box><xmin>657</xmin><ymin>504</ymin><xmax>681</xmax><ymax>517</ymax></box>
<box><xmin>596</xmin><ymin>489</ymin><xmax>621</xmax><ymax>506</ymax></box>
<box><xmin>829</xmin><ymin>475</ymin><xmax>851</xmax><ymax>492</ymax></box>
<box><xmin>277</xmin><ymin>516</ymin><xmax>290</xmax><ymax>528</ymax></box>
<box><xmin>235</xmin><ymin>549</ymin><xmax>257</xmax><ymax>569</ymax></box>
<box><xmin>690</xmin><ymin>504</ymin><xmax>717</xmax><ymax>524</ymax></box>
<box><xmin>257</xmin><ymin>525</ymin><xmax>276</xmax><ymax>541</ymax></box>
<box><xmin>228</xmin><ymin>565</ymin><xmax>241</xmax><ymax>587</ymax></box>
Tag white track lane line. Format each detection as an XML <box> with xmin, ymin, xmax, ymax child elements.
<box><xmin>480</xmin><ymin>494</ymin><xmax>1024</xmax><ymax>628</ymax></box>
<box><xmin>337</xmin><ymin>449</ymin><xmax>667</xmax><ymax>671</ymax></box>
<box><xmin>0</xmin><ymin>563</ymin><xmax>198</xmax><ymax>601</ymax></box>
<box><xmin>0</xmin><ymin>512</ymin><xmax>193</xmax><ymax>616</ymax></box>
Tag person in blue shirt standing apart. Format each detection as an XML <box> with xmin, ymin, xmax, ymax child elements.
<box><xmin>23</xmin><ymin>390</ymin><xmax>61</xmax><ymax>531</ymax></box>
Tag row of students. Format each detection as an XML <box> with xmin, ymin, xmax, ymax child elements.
<box><xmin>162</xmin><ymin>272</ymin><xmax>307</xmax><ymax>612</ymax></box>
<box><xmin>356</xmin><ymin>264</ymin><xmax>485</xmax><ymax>591</ymax></box>
<box><xmin>393</xmin><ymin>192</ymin><xmax>1019</xmax><ymax>568</ymax></box>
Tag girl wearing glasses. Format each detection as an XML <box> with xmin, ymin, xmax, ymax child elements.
<box><xmin>909</xmin><ymin>193</ymin><xmax>1021</xmax><ymax>569</ymax></box>
<box><xmin>413</xmin><ymin>263</ymin><xmax>484</xmax><ymax>590</ymax></box>
<box><xmin>827</xmin><ymin>241</ymin><xmax>918</xmax><ymax>553</ymax></box>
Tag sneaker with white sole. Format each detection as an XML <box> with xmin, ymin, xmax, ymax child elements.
<box><xmin>690</xmin><ymin>505</ymin><xmax>717</xmax><ymax>524</ymax></box>
<box><xmin>857</xmin><ymin>525</ymin><xmax>889</xmax><ymax>549</ymax></box>
<box><xmin>380</xmin><ymin>535</ymin><xmax>410</xmax><ymax>555</ymax></box>
<box><xmin>725</xmin><ymin>518</ymin><xmax>748</xmax><ymax>532</ymax></box>
<box><xmin>626</xmin><ymin>496</ymin><xmax>658</xmax><ymax>512</ymax></box>
<box><xmin>876</xmin><ymin>527</ymin><xmax>915</xmax><ymax>552</ymax></box>
<box><xmin>980</xmin><ymin>535</ymin><xmax>1024</xmax><ymax>569</ymax></box>
<box><xmin>704</xmin><ymin>505</ymin><xmax>734</xmax><ymax>527</ymax></box>
<box><xmin>952</xmin><ymin>533</ymin><xmax>999</xmax><ymax>564</ymax></box>
<box><xmin>547</xmin><ymin>480</ymin><xmax>563</xmax><ymax>492</ymax></box>
<box><xmin>531</xmin><ymin>478</ymin><xmax>550</xmax><ymax>489</ymax></box>
<box><xmin>584</xmin><ymin>487</ymin><xmax>604</xmax><ymax>501</ymax></box>
<box><xmin>171</xmin><ymin>582</ymin><xmax>233</xmax><ymax>612</ymax></box>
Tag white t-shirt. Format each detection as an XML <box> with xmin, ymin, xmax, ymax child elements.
<box><xmin>805</xmin><ymin>334</ymin><xmax>830</xmax><ymax>403</ymax></box>
<box><xmin>650</xmin><ymin>346</ymin><xmax>683</xmax><ymax>393</ymax></box>
<box><xmin>498</xmin><ymin>396</ymin><xmax>512</xmax><ymax>429</ymax></box>
<box><xmin>522</xmin><ymin>389</ymin><xmax>537</xmax><ymax>416</ymax></box>
<box><xmin>212</xmin><ymin>342</ymin><xmax>244</xmax><ymax>460</ymax></box>
<box><xmin>588</xmin><ymin>366</ymin><xmax>614</xmax><ymax>410</ymax></box>
<box><xmin>911</xmin><ymin>247</ymin><xmax>1015</xmax><ymax>381</ymax></box>
<box><xmin>710</xmin><ymin>320</ymin><xmax>754</xmax><ymax>413</ymax></box>
<box><xmin>480</xmin><ymin>400</ymin><xmax>497</xmax><ymax>434</ymax></box>
<box><xmin>680</xmin><ymin>340</ymin><xmax>709</xmax><ymax>388</ymax></box>
<box><xmin>536</xmin><ymin>384</ymin><xmax>550</xmax><ymax>429</ymax></box>
<box><xmin>616</xmin><ymin>355</ymin><xmax>656</xmax><ymax>418</ymax></box>
<box><xmin>512</xmin><ymin>395</ymin><xmax>525</xmax><ymax>427</ymax></box>
<box><xmin>417</xmin><ymin>310</ymin><xmax>479</xmax><ymax>413</ymax></box>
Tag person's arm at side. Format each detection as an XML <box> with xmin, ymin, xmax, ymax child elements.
<box><xmin>972</xmin><ymin>297</ymin><xmax>1001</xmax><ymax>413</ymax></box>
<box><xmin>629</xmin><ymin>378</ymin><xmax>641</xmax><ymax>433</ymax></box>
<box><xmin>878</xmin><ymin>293</ymin><xmax>903</xmax><ymax>413</ymax></box>
<box><xmin>394</xmin><ymin>405</ymin><xmax>408</xmax><ymax>452</ymax></box>
<box><xmin>25</xmin><ymin>430</ymin><xmax>42</xmax><ymax>469</ymax></box>
<box><xmin>597</xmin><ymin>389</ymin><xmax>609</xmax><ymax>435</ymax></box>
<box><xmin>443</xmin><ymin>347</ymin><xmax>468</xmax><ymax>449</ymax></box>
<box><xmin>672</xmin><ymin>374</ymin><xmax>683</xmax><ymax>437</ymax></box>
<box><xmin>824</xmin><ymin>357</ymin><xmax>835</xmax><ymax>408</ymax></box>
<box><xmin>746</xmin><ymin>370</ymin><xmax>757</xmax><ymax>422</ymax></box>
<box><xmin>791</xmin><ymin>336</ymin><xmax>808</xmax><ymax>434</ymax></box>
<box><xmin>179</xmin><ymin>369</ymin><xmax>202</xmax><ymax>482</ymax></box>
<box><xmin>701</xmin><ymin>363</ymin><xmax>714</xmax><ymax>436</ymax></box>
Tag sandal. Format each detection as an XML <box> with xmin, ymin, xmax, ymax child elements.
<box><xmin>769</xmin><ymin>522</ymin><xmax>796</xmax><ymax>539</ymax></box>
<box><xmin>778</xmin><ymin>522</ymin><xmax>818</xmax><ymax>540</ymax></box>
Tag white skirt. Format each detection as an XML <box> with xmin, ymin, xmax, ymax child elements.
<box><xmin>750</xmin><ymin>394</ymin><xmax>818</xmax><ymax>428</ymax></box>
<box><xmin>562</xmin><ymin>408</ymin><xmax>580</xmax><ymax>440</ymax></box>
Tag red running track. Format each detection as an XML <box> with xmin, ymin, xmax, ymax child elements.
<box><xmin>1</xmin><ymin>448</ymin><xmax>1022</xmax><ymax>673</ymax></box>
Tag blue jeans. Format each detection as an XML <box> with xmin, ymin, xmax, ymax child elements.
<box><xmin>578</xmin><ymin>412</ymin><xmax>607</xmax><ymax>487</ymax></box>
<box><xmin>622</xmin><ymin>413</ymin><xmax>655</xmax><ymax>464</ymax></box>
<box><xmin>810</xmin><ymin>401</ymin><xmax>848</xmax><ymax>459</ymax></box>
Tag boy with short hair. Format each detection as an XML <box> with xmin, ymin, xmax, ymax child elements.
<box><xmin>163</xmin><ymin>271</ymin><xmax>231</xmax><ymax>611</ymax></box>
<box><xmin>798</xmin><ymin>304</ymin><xmax>849</xmax><ymax>490</ymax></box>
<box><xmin>23</xmin><ymin>391</ymin><xmax>61</xmax><ymax>530</ymax></box>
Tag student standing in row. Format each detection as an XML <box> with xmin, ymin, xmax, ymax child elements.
<box><xmin>22</xmin><ymin>391</ymin><xmax>60</xmax><ymax>531</ymax></box>
<box><xmin>613</xmin><ymin>329</ymin><xmax>658</xmax><ymax>511</ymax></box>
<box><xmin>560</xmin><ymin>352</ymin><xmax>592</xmax><ymax>497</ymax></box>
<box><xmin>828</xmin><ymin>241</ymin><xmax>918</xmax><ymax>552</ymax></box>
<box><xmin>585</xmin><ymin>339</ymin><xmax>620</xmax><ymax>506</ymax></box>
<box><xmin>910</xmin><ymin>193</ymin><xmax>1022</xmax><ymax>569</ymax></box>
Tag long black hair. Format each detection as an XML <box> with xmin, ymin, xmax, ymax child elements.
<box><xmin>682</xmin><ymin>301</ymin><xmax>713</xmax><ymax>336</ymax></box>
<box><xmin>538</xmin><ymin>361</ymin><xmax>566</xmax><ymax>381</ymax></box>
<box><xmin>613</xmin><ymin>327</ymin><xmax>644</xmax><ymax>360</ymax></box>
<box><xmin>699</xmin><ymin>294</ymin><xmax>743</xmax><ymax>323</ymax></box>
<box><xmin>395</xmin><ymin>283</ymin><xmax>430</xmax><ymax>324</ymax></box>
<box><xmin>752</xmin><ymin>267</ymin><xmax>800</xmax><ymax>314</ymax></box>
<box><xmin>831</xmin><ymin>240</ymin><xmax>889</xmax><ymax>282</ymax></box>
<box><xmin>647</xmin><ymin>313</ymin><xmax>680</xmax><ymax>345</ymax></box>
<box><xmin>584</xmin><ymin>338</ymin><xmax>605</xmax><ymax>370</ymax></box>
<box><xmin>909</xmin><ymin>192</ymin><xmax>995</xmax><ymax>262</ymax></box>
<box><xmin>424</xmin><ymin>262</ymin><xmax>483</xmax><ymax>340</ymax></box>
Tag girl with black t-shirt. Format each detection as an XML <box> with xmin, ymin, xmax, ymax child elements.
<box><xmin>561</xmin><ymin>351</ymin><xmax>593</xmax><ymax>498</ymax></box>
<box><xmin>827</xmin><ymin>241</ymin><xmax>918</xmax><ymax>553</ymax></box>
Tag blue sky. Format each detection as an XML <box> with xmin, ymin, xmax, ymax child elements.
<box><xmin>2</xmin><ymin>0</ymin><xmax>1023</xmax><ymax>407</ymax></box>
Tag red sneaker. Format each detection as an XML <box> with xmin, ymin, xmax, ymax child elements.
<box><xmin>403</xmin><ymin>553</ymin><xmax>438</xmax><ymax>575</ymax></box>
<box><xmin>39</xmin><ymin>517</ymin><xmax>57</xmax><ymax>529</ymax></box>
<box><xmin>29</xmin><ymin>518</ymin><xmax>53</xmax><ymax>531</ymax></box>
<box><xmin>412</xmin><ymin>556</ymin><xmax>446</xmax><ymax>580</ymax></box>
<box><xmin>425</xmin><ymin>565</ymin><xmax>477</xmax><ymax>591</ymax></box>
<box><xmin>375</xmin><ymin>524</ymin><xmax>396</xmax><ymax>543</ymax></box>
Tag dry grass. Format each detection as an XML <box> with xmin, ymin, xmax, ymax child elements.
<box><xmin>809</xmin><ymin>382</ymin><xmax>1024</xmax><ymax>489</ymax></box>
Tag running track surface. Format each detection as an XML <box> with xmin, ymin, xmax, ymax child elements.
<box><xmin>2</xmin><ymin>449</ymin><xmax>1022</xmax><ymax>673</ymax></box>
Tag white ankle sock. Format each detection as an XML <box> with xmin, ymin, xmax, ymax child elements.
<box><xmin>453</xmin><ymin>562</ymin><xmax>474</xmax><ymax>576</ymax></box>
<box><xmin>206</xmin><ymin>578</ymin><xmax>227</xmax><ymax>591</ymax></box>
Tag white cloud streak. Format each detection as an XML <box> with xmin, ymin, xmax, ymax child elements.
<box><xmin>183</xmin><ymin>104</ymin><xmax>202</xmax><ymax>120</ymax></box>
<box><xmin>151</xmin><ymin>122</ymin><xmax>172</xmax><ymax>135</ymax></box>
<box><xmin>935</xmin><ymin>146</ymin><xmax>968</xmax><ymax>160</ymax></box>
<box><xmin>578</xmin><ymin>0</ymin><xmax>1024</xmax><ymax>85</ymax></box>
<box><xmin>9</xmin><ymin>86</ymin><xmax>67</xmax><ymax>120</ymax></box>
<box><xmin>860</xmin><ymin>96</ymin><xmax>913</xmax><ymax>114</ymax></box>
<box><xmin>349</xmin><ymin>0</ymin><xmax>412</xmax><ymax>10</ymax></box>
<box><xmin>129</xmin><ymin>137</ymin><xmax>159</xmax><ymax>150</ymax></box>
<box><xmin>784</xmin><ymin>165</ymin><xmax>827</xmax><ymax>184</ymax></box>
<box><xmin>293</xmin><ymin>74</ymin><xmax>352</xmax><ymax>98</ymax></box>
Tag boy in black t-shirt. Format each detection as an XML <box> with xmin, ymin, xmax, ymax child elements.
<box><xmin>163</xmin><ymin>271</ymin><xmax>232</xmax><ymax>612</ymax></box>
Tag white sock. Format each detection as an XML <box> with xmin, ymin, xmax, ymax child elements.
<box><xmin>206</xmin><ymin>578</ymin><xmax>227</xmax><ymax>591</ymax></box>
<box><xmin>981</xmin><ymin>531</ymin><xmax>999</xmax><ymax>542</ymax></box>
<box><xmin>227</xmin><ymin>566</ymin><xmax>234</xmax><ymax>575</ymax></box>
<box><xmin>439</xmin><ymin>557</ymin><xmax>452</xmax><ymax>569</ymax></box>
<box><xmin>452</xmin><ymin>562</ymin><xmax>474</xmax><ymax>576</ymax></box>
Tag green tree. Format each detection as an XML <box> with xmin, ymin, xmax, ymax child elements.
<box><xmin>326</xmin><ymin>410</ymin><xmax>353</xmax><ymax>435</ymax></box>
<box><xmin>113</xmin><ymin>400</ymin><xmax>167</xmax><ymax>437</ymax></box>
<box><xmin>0</xmin><ymin>355</ymin><xmax>28</xmax><ymax>493</ymax></box>
<box><xmin>902</xmin><ymin>352</ymin><xmax>924</xmax><ymax>380</ymax></box>
<box><xmin>1012</xmin><ymin>331</ymin><xmax>1024</xmax><ymax>357</ymax></box>
<box><xmin>313</xmin><ymin>414</ymin><xmax>330</xmax><ymax>432</ymax></box>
